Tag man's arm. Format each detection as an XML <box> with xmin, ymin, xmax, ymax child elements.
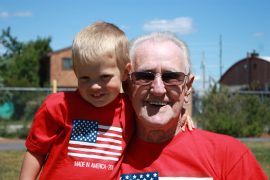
<box><xmin>19</xmin><ymin>150</ymin><xmax>46</xmax><ymax>180</ymax></box>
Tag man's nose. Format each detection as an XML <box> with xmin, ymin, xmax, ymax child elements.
<box><xmin>150</xmin><ymin>76</ymin><xmax>166</xmax><ymax>96</ymax></box>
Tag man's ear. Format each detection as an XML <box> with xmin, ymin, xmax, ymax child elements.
<box><xmin>184</xmin><ymin>74</ymin><xmax>195</xmax><ymax>104</ymax></box>
<box><xmin>185</xmin><ymin>74</ymin><xmax>194</xmax><ymax>94</ymax></box>
<box><xmin>122</xmin><ymin>63</ymin><xmax>131</xmax><ymax>81</ymax></box>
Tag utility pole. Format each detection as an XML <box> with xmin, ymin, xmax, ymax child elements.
<box><xmin>201</xmin><ymin>51</ymin><xmax>206</xmax><ymax>90</ymax></box>
<box><xmin>219</xmin><ymin>34</ymin><xmax>223</xmax><ymax>79</ymax></box>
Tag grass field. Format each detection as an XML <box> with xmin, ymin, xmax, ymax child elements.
<box><xmin>0</xmin><ymin>150</ymin><xmax>25</xmax><ymax>180</ymax></box>
<box><xmin>0</xmin><ymin>141</ymin><xmax>269</xmax><ymax>179</ymax></box>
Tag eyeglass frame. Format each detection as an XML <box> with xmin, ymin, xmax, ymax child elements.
<box><xmin>129</xmin><ymin>71</ymin><xmax>190</xmax><ymax>86</ymax></box>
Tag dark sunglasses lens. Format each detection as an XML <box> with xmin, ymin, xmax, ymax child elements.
<box><xmin>131</xmin><ymin>71</ymin><xmax>186</xmax><ymax>85</ymax></box>
<box><xmin>162</xmin><ymin>72</ymin><xmax>185</xmax><ymax>84</ymax></box>
<box><xmin>134</xmin><ymin>72</ymin><xmax>155</xmax><ymax>80</ymax></box>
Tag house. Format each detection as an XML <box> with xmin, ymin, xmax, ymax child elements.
<box><xmin>219</xmin><ymin>51</ymin><xmax>270</xmax><ymax>91</ymax></box>
<box><xmin>40</xmin><ymin>47</ymin><xmax>77</xmax><ymax>88</ymax></box>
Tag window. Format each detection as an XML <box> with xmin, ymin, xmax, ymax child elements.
<box><xmin>62</xmin><ymin>57</ymin><xmax>73</xmax><ymax>70</ymax></box>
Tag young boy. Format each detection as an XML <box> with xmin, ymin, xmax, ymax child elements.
<box><xmin>20</xmin><ymin>21</ymin><xmax>133</xmax><ymax>179</ymax></box>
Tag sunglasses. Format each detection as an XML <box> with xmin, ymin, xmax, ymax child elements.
<box><xmin>130</xmin><ymin>71</ymin><xmax>189</xmax><ymax>86</ymax></box>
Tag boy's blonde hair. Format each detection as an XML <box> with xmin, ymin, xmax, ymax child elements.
<box><xmin>72</xmin><ymin>21</ymin><xmax>130</xmax><ymax>75</ymax></box>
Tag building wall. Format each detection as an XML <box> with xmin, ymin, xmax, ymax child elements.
<box><xmin>50</xmin><ymin>48</ymin><xmax>77</xmax><ymax>87</ymax></box>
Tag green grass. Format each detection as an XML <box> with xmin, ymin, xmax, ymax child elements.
<box><xmin>0</xmin><ymin>150</ymin><xmax>25</xmax><ymax>180</ymax></box>
<box><xmin>0</xmin><ymin>141</ymin><xmax>269</xmax><ymax>179</ymax></box>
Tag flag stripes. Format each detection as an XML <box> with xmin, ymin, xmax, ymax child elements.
<box><xmin>68</xmin><ymin>119</ymin><xmax>123</xmax><ymax>161</ymax></box>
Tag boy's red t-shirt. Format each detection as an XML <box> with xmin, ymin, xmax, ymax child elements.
<box><xmin>26</xmin><ymin>91</ymin><xmax>134</xmax><ymax>180</ymax></box>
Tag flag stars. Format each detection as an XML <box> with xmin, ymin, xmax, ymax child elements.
<box><xmin>70</xmin><ymin>120</ymin><xmax>98</xmax><ymax>143</ymax></box>
<box><xmin>121</xmin><ymin>172</ymin><xmax>158</xmax><ymax>180</ymax></box>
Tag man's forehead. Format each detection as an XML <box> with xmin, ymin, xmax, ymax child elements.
<box><xmin>132</xmin><ymin>61</ymin><xmax>186</xmax><ymax>72</ymax></box>
<box><xmin>132</xmin><ymin>40</ymin><xmax>186</xmax><ymax>72</ymax></box>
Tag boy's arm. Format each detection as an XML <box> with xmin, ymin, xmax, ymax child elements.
<box><xmin>19</xmin><ymin>150</ymin><xmax>46</xmax><ymax>180</ymax></box>
<box><xmin>180</xmin><ymin>109</ymin><xmax>195</xmax><ymax>131</ymax></box>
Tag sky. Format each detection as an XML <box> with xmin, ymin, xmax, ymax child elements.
<box><xmin>0</xmin><ymin>0</ymin><xmax>270</xmax><ymax>92</ymax></box>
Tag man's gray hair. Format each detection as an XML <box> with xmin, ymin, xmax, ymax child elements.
<box><xmin>129</xmin><ymin>32</ymin><xmax>191</xmax><ymax>74</ymax></box>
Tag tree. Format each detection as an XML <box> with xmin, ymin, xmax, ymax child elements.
<box><xmin>0</xmin><ymin>27</ymin><xmax>52</xmax><ymax>120</ymax></box>
<box><xmin>0</xmin><ymin>27</ymin><xmax>52</xmax><ymax>87</ymax></box>
<box><xmin>197</xmin><ymin>85</ymin><xmax>270</xmax><ymax>137</ymax></box>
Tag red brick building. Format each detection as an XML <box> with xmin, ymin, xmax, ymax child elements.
<box><xmin>219</xmin><ymin>51</ymin><xmax>270</xmax><ymax>91</ymax></box>
<box><xmin>40</xmin><ymin>47</ymin><xmax>76</xmax><ymax>87</ymax></box>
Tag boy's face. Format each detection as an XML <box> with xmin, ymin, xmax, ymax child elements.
<box><xmin>75</xmin><ymin>56</ymin><xmax>125</xmax><ymax>107</ymax></box>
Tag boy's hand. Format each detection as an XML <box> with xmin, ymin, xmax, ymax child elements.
<box><xmin>181</xmin><ymin>112</ymin><xmax>195</xmax><ymax>132</ymax></box>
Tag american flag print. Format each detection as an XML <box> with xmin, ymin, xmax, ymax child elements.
<box><xmin>120</xmin><ymin>172</ymin><xmax>213</xmax><ymax>180</ymax></box>
<box><xmin>120</xmin><ymin>172</ymin><xmax>159</xmax><ymax>180</ymax></box>
<box><xmin>68</xmin><ymin>119</ymin><xmax>123</xmax><ymax>161</ymax></box>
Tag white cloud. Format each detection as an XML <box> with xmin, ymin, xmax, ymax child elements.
<box><xmin>14</xmin><ymin>11</ymin><xmax>32</xmax><ymax>17</ymax></box>
<box><xmin>253</xmin><ymin>32</ymin><xmax>264</xmax><ymax>37</ymax></box>
<box><xmin>0</xmin><ymin>11</ymin><xmax>9</xmax><ymax>18</ymax></box>
<box><xmin>143</xmin><ymin>17</ymin><xmax>195</xmax><ymax>35</ymax></box>
<box><xmin>0</xmin><ymin>11</ymin><xmax>32</xmax><ymax>18</ymax></box>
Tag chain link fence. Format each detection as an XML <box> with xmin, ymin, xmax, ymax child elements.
<box><xmin>0</xmin><ymin>87</ymin><xmax>75</xmax><ymax>138</ymax></box>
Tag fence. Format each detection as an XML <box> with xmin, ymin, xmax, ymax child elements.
<box><xmin>2</xmin><ymin>86</ymin><xmax>270</xmax><ymax>120</ymax></box>
<box><xmin>191</xmin><ymin>89</ymin><xmax>270</xmax><ymax>117</ymax></box>
<box><xmin>0</xmin><ymin>86</ymin><xmax>75</xmax><ymax>121</ymax></box>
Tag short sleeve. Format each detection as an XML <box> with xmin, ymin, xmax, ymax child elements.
<box><xmin>26</xmin><ymin>98</ymin><xmax>64</xmax><ymax>155</ymax></box>
<box><xmin>226</xmin><ymin>145</ymin><xmax>267</xmax><ymax>179</ymax></box>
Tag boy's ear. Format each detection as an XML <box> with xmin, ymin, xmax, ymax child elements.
<box><xmin>122</xmin><ymin>63</ymin><xmax>131</xmax><ymax>81</ymax></box>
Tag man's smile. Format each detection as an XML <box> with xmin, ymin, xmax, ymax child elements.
<box><xmin>147</xmin><ymin>101</ymin><xmax>168</xmax><ymax>107</ymax></box>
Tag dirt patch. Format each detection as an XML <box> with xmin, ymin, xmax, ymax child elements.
<box><xmin>0</xmin><ymin>137</ymin><xmax>25</xmax><ymax>144</ymax></box>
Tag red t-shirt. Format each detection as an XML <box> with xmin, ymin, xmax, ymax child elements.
<box><xmin>26</xmin><ymin>91</ymin><xmax>134</xmax><ymax>180</ymax></box>
<box><xmin>120</xmin><ymin>129</ymin><xmax>267</xmax><ymax>180</ymax></box>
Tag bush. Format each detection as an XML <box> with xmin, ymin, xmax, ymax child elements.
<box><xmin>197</xmin><ymin>86</ymin><xmax>270</xmax><ymax>137</ymax></box>
<box><xmin>16</xmin><ymin>124</ymin><xmax>30</xmax><ymax>139</ymax></box>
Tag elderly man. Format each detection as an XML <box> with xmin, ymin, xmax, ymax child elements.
<box><xmin>120</xmin><ymin>32</ymin><xmax>267</xmax><ymax>179</ymax></box>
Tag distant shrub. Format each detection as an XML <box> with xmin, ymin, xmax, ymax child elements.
<box><xmin>197</xmin><ymin>86</ymin><xmax>270</xmax><ymax>137</ymax></box>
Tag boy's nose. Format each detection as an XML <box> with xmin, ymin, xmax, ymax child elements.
<box><xmin>90</xmin><ymin>82</ymin><xmax>102</xmax><ymax>90</ymax></box>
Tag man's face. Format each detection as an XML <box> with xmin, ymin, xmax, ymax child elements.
<box><xmin>130</xmin><ymin>40</ymin><xmax>189</xmax><ymax>132</ymax></box>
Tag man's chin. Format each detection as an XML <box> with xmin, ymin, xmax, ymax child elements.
<box><xmin>139</xmin><ymin>110</ymin><xmax>174</xmax><ymax>126</ymax></box>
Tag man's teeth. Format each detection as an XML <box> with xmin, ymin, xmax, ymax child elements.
<box><xmin>148</xmin><ymin>101</ymin><xmax>167</xmax><ymax>106</ymax></box>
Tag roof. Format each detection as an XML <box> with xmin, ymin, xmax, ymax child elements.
<box><xmin>260</xmin><ymin>56</ymin><xmax>270</xmax><ymax>62</ymax></box>
<box><xmin>47</xmin><ymin>46</ymin><xmax>71</xmax><ymax>56</ymax></box>
<box><xmin>219</xmin><ymin>53</ymin><xmax>270</xmax><ymax>82</ymax></box>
